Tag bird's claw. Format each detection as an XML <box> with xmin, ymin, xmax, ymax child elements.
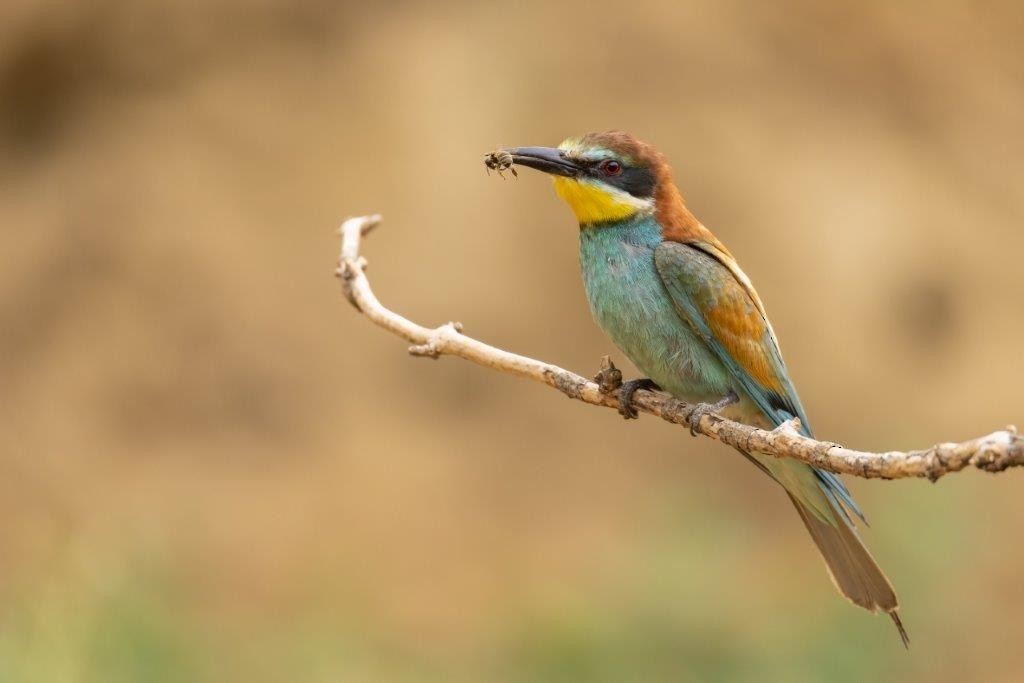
<box><xmin>617</xmin><ymin>378</ymin><xmax>660</xmax><ymax>420</ymax></box>
<box><xmin>686</xmin><ymin>390</ymin><xmax>740</xmax><ymax>436</ymax></box>
<box><xmin>687</xmin><ymin>403</ymin><xmax>714</xmax><ymax>436</ymax></box>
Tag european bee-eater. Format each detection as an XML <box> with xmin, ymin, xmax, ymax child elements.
<box><xmin>495</xmin><ymin>131</ymin><xmax>907</xmax><ymax>645</ymax></box>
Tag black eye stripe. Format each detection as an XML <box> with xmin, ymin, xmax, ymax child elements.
<box><xmin>586</xmin><ymin>163</ymin><xmax>655</xmax><ymax>198</ymax></box>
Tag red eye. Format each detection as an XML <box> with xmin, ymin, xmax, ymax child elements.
<box><xmin>601</xmin><ymin>160</ymin><xmax>622</xmax><ymax>176</ymax></box>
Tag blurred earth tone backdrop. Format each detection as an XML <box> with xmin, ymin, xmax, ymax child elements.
<box><xmin>2</xmin><ymin>1</ymin><xmax>1023</xmax><ymax>681</ymax></box>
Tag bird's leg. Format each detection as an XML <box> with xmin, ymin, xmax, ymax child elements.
<box><xmin>687</xmin><ymin>390</ymin><xmax>739</xmax><ymax>436</ymax></box>
<box><xmin>617</xmin><ymin>378</ymin><xmax>661</xmax><ymax>420</ymax></box>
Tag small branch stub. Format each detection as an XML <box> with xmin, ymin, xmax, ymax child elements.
<box><xmin>336</xmin><ymin>214</ymin><xmax>1024</xmax><ymax>481</ymax></box>
<box><xmin>594</xmin><ymin>355</ymin><xmax>624</xmax><ymax>395</ymax></box>
<box><xmin>408</xmin><ymin>322</ymin><xmax>464</xmax><ymax>359</ymax></box>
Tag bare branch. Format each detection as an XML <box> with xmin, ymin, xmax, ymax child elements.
<box><xmin>336</xmin><ymin>215</ymin><xmax>1023</xmax><ymax>481</ymax></box>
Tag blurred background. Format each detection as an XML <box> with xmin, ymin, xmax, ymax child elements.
<box><xmin>2</xmin><ymin>0</ymin><xmax>1022</xmax><ymax>680</ymax></box>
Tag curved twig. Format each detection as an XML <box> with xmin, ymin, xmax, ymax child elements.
<box><xmin>336</xmin><ymin>214</ymin><xmax>1023</xmax><ymax>481</ymax></box>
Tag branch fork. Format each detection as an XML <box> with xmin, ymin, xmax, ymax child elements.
<box><xmin>336</xmin><ymin>214</ymin><xmax>1024</xmax><ymax>481</ymax></box>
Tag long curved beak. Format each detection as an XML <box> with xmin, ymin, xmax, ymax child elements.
<box><xmin>505</xmin><ymin>147</ymin><xmax>583</xmax><ymax>178</ymax></box>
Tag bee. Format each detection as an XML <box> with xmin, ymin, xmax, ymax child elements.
<box><xmin>483</xmin><ymin>149</ymin><xmax>517</xmax><ymax>179</ymax></box>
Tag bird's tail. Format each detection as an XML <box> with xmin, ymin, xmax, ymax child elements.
<box><xmin>743</xmin><ymin>449</ymin><xmax>907</xmax><ymax>646</ymax></box>
<box><xmin>787</xmin><ymin>492</ymin><xmax>908</xmax><ymax>647</ymax></box>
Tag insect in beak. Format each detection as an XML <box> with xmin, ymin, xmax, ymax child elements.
<box><xmin>483</xmin><ymin>150</ymin><xmax>518</xmax><ymax>179</ymax></box>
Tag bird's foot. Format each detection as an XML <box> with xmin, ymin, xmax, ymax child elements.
<box><xmin>687</xmin><ymin>390</ymin><xmax>739</xmax><ymax>436</ymax></box>
<box><xmin>617</xmin><ymin>378</ymin><xmax>661</xmax><ymax>420</ymax></box>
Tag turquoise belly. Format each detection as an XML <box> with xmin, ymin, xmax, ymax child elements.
<box><xmin>578</xmin><ymin>216</ymin><xmax>733</xmax><ymax>403</ymax></box>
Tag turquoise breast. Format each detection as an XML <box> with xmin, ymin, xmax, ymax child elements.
<box><xmin>578</xmin><ymin>215</ymin><xmax>733</xmax><ymax>402</ymax></box>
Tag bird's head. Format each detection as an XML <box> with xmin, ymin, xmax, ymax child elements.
<box><xmin>503</xmin><ymin>131</ymin><xmax>683</xmax><ymax>227</ymax></box>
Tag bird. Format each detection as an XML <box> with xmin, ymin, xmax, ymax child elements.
<box><xmin>494</xmin><ymin>131</ymin><xmax>907</xmax><ymax>646</ymax></box>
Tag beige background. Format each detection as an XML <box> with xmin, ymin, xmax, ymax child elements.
<box><xmin>2</xmin><ymin>1</ymin><xmax>1022</xmax><ymax>680</ymax></box>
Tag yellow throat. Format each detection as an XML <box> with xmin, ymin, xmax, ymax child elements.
<box><xmin>552</xmin><ymin>176</ymin><xmax>652</xmax><ymax>225</ymax></box>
